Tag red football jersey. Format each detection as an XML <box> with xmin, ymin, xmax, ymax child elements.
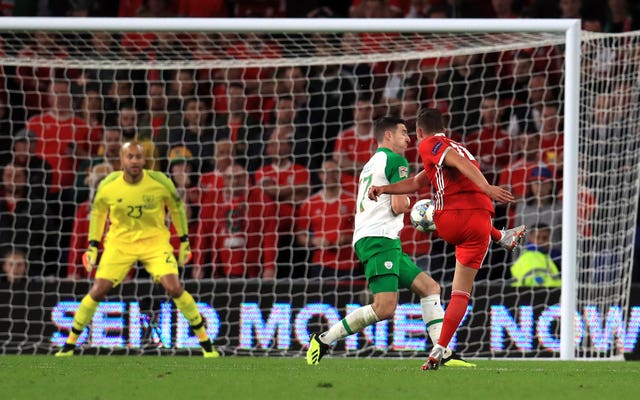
<box><xmin>196</xmin><ymin>188</ymin><xmax>277</xmax><ymax>277</ymax></box>
<box><xmin>28</xmin><ymin>112</ymin><xmax>91</xmax><ymax>190</ymax></box>
<box><xmin>67</xmin><ymin>201</ymin><xmax>95</xmax><ymax>280</ymax></box>
<box><xmin>334</xmin><ymin>127</ymin><xmax>377</xmax><ymax>165</ymax></box>
<box><xmin>334</xmin><ymin>127</ymin><xmax>377</xmax><ymax>188</ymax></box>
<box><xmin>418</xmin><ymin>133</ymin><xmax>494</xmax><ymax>215</ymax></box>
<box><xmin>200</xmin><ymin>171</ymin><xmax>225</xmax><ymax>192</ymax></box>
<box><xmin>296</xmin><ymin>191</ymin><xmax>358</xmax><ymax>271</ymax></box>
<box><xmin>178</xmin><ymin>0</ymin><xmax>226</xmax><ymax>17</ymax></box>
<box><xmin>499</xmin><ymin>158</ymin><xmax>540</xmax><ymax>199</ymax></box>
<box><xmin>254</xmin><ymin>161</ymin><xmax>310</xmax><ymax>233</ymax></box>
<box><xmin>464</xmin><ymin>127</ymin><xmax>513</xmax><ymax>169</ymax></box>
<box><xmin>464</xmin><ymin>126</ymin><xmax>513</xmax><ymax>185</ymax></box>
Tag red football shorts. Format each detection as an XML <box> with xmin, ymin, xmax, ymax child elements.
<box><xmin>434</xmin><ymin>209</ymin><xmax>492</xmax><ymax>269</ymax></box>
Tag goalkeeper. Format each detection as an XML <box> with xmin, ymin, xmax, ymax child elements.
<box><xmin>56</xmin><ymin>141</ymin><xmax>218</xmax><ymax>358</ymax></box>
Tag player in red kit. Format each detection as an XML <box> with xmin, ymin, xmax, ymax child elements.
<box><xmin>368</xmin><ymin>108</ymin><xmax>526</xmax><ymax>370</ymax></box>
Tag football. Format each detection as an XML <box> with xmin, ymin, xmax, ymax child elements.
<box><xmin>410</xmin><ymin>199</ymin><xmax>436</xmax><ymax>232</ymax></box>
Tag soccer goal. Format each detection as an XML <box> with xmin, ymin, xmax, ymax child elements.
<box><xmin>0</xmin><ymin>17</ymin><xmax>638</xmax><ymax>360</ymax></box>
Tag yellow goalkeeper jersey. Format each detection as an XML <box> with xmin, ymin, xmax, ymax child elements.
<box><xmin>89</xmin><ymin>170</ymin><xmax>188</xmax><ymax>245</ymax></box>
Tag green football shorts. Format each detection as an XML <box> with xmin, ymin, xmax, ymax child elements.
<box><xmin>354</xmin><ymin>236</ymin><xmax>422</xmax><ymax>294</ymax></box>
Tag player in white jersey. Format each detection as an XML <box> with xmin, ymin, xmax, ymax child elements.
<box><xmin>306</xmin><ymin>117</ymin><xmax>474</xmax><ymax>368</ymax></box>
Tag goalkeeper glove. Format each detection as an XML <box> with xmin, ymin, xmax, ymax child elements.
<box><xmin>82</xmin><ymin>240</ymin><xmax>99</xmax><ymax>273</ymax></box>
<box><xmin>178</xmin><ymin>235</ymin><xmax>192</xmax><ymax>267</ymax></box>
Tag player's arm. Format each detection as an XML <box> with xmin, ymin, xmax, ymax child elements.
<box><xmin>260</xmin><ymin>200</ymin><xmax>278</xmax><ymax>279</ymax></box>
<box><xmin>391</xmin><ymin>195</ymin><xmax>411</xmax><ymax>215</ymax></box>
<box><xmin>88</xmin><ymin>175</ymin><xmax>113</xmax><ymax>247</ymax></box>
<box><xmin>442</xmin><ymin>150</ymin><xmax>514</xmax><ymax>204</ymax></box>
<box><xmin>294</xmin><ymin>202</ymin><xmax>312</xmax><ymax>247</ymax></box>
<box><xmin>83</xmin><ymin>179</ymin><xmax>111</xmax><ymax>272</ymax></box>
<box><xmin>382</xmin><ymin>155</ymin><xmax>415</xmax><ymax>215</ymax></box>
<box><xmin>292</xmin><ymin>177</ymin><xmax>310</xmax><ymax>204</ymax></box>
<box><xmin>368</xmin><ymin>170</ymin><xmax>429</xmax><ymax>200</ymax></box>
<box><xmin>150</xmin><ymin>171</ymin><xmax>188</xmax><ymax>237</ymax></box>
<box><xmin>149</xmin><ymin>171</ymin><xmax>191</xmax><ymax>265</ymax></box>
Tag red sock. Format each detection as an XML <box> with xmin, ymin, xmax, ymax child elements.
<box><xmin>437</xmin><ymin>290</ymin><xmax>470</xmax><ymax>348</ymax></box>
<box><xmin>490</xmin><ymin>227</ymin><xmax>502</xmax><ymax>242</ymax></box>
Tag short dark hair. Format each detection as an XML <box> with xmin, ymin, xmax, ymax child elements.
<box><xmin>84</xmin><ymin>81</ymin><xmax>101</xmax><ymax>94</ymax></box>
<box><xmin>228</xmin><ymin>81</ymin><xmax>245</xmax><ymax>91</ymax></box>
<box><xmin>374</xmin><ymin>116</ymin><xmax>406</xmax><ymax>142</ymax></box>
<box><xmin>416</xmin><ymin>108</ymin><xmax>444</xmax><ymax>133</ymax></box>
<box><xmin>118</xmin><ymin>100</ymin><xmax>135</xmax><ymax>111</ymax></box>
<box><xmin>182</xmin><ymin>96</ymin><xmax>202</xmax><ymax>109</ymax></box>
<box><xmin>356</xmin><ymin>91</ymin><xmax>373</xmax><ymax>104</ymax></box>
<box><xmin>277</xmin><ymin>94</ymin><xmax>294</xmax><ymax>103</ymax></box>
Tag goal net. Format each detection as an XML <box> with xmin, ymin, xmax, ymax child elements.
<box><xmin>0</xmin><ymin>18</ymin><xmax>638</xmax><ymax>359</ymax></box>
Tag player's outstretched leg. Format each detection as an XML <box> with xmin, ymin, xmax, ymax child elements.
<box><xmin>55</xmin><ymin>328</ymin><xmax>83</xmax><ymax>357</ymax></box>
<box><xmin>172</xmin><ymin>290</ymin><xmax>220</xmax><ymax>358</ymax></box>
<box><xmin>55</xmin><ymin>294</ymin><xmax>100</xmax><ymax>357</ymax></box>
<box><xmin>496</xmin><ymin>225</ymin><xmax>527</xmax><ymax>251</ymax></box>
<box><xmin>306</xmin><ymin>333</ymin><xmax>330</xmax><ymax>365</ymax></box>
<box><xmin>422</xmin><ymin>344</ymin><xmax>446</xmax><ymax>371</ymax></box>
<box><xmin>306</xmin><ymin>304</ymin><xmax>380</xmax><ymax>365</ymax></box>
<box><xmin>414</xmin><ymin>278</ymin><xmax>473</xmax><ymax>367</ymax></box>
<box><xmin>192</xmin><ymin>313</ymin><xmax>220</xmax><ymax>358</ymax></box>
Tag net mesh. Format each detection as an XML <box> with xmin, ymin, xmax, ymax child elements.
<box><xmin>576</xmin><ymin>31</ymin><xmax>640</xmax><ymax>357</ymax></box>
<box><xmin>0</xmin><ymin>31</ymin><xmax>565</xmax><ymax>68</ymax></box>
<box><xmin>0</xmin><ymin>26</ymin><xmax>638</xmax><ymax>358</ymax></box>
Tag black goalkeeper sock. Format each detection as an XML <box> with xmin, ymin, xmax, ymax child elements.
<box><xmin>192</xmin><ymin>317</ymin><xmax>205</xmax><ymax>332</ymax></box>
<box><xmin>60</xmin><ymin>343</ymin><xmax>76</xmax><ymax>352</ymax></box>
<box><xmin>199</xmin><ymin>339</ymin><xmax>213</xmax><ymax>352</ymax></box>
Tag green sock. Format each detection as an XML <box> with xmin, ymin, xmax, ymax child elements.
<box><xmin>421</xmin><ymin>295</ymin><xmax>444</xmax><ymax>346</ymax></box>
<box><xmin>321</xmin><ymin>305</ymin><xmax>379</xmax><ymax>344</ymax></box>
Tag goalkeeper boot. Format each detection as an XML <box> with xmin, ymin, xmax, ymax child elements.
<box><xmin>55</xmin><ymin>343</ymin><xmax>75</xmax><ymax>357</ymax></box>
<box><xmin>306</xmin><ymin>333</ymin><xmax>330</xmax><ymax>365</ymax></box>
<box><xmin>441</xmin><ymin>348</ymin><xmax>476</xmax><ymax>368</ymax></box>
<box><xmin>421</xmin><ymin>345</ymin><xmax>445</xmax><ymax>371</ymax></box>
<box><xmin>195</xmin><ymin>314</ymin><xmax>220</xmax><ymax>358</ymax></box>
<box><xmin>497</xmin><ymin>225</ymin><xmax>527</xmax><ymax>251</ymax></box>
<box><xmin>201</xmin><ymin>344</ymin><xmax>220</xmax><ymax>358</ymax></box>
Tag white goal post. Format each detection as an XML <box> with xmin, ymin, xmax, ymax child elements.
<box><xmin>0</xmin><ymin>17</ymin><xmax>637</xmax><ymax>360</ymax></box>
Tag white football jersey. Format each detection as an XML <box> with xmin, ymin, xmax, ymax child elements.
<box><xmin>353</xmin><ymin>147</ymin><xmax>410</xmax><ymax>245</ymax></box>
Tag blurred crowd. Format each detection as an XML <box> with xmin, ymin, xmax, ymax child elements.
<box><xmin>1</xmin><ymin>0</ymin><xmax>640</xmax><ymax>285</ymax></box>
<box><xmin>0</xmin><ymin>0</ymin><xmax>637</xmax><ymax>26</ymax></box>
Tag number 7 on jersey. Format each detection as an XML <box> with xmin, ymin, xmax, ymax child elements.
<box><xmin>358</xmin><ymin>174</ymin><xmax>373</xmax><ymax>212</ymax></box>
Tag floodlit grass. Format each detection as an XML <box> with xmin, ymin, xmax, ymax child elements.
<box><xmin>1</xmin><ymin>356</ymin><xmax>639</xmax><ymax>400</ymax></box>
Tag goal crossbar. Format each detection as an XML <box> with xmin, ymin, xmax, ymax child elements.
<box><xmin>0</xmin><ymin>17</ymin><xmax>579</xmax><ymax>34</ymax></box>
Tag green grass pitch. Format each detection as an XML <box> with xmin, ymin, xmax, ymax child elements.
<box><xmin>1</xmin><ymin>356</ymin><xmax>639</xmax><ymax>400</ymax></box>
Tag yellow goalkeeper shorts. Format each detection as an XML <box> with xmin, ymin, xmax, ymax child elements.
<box><xmin>95</xmin><ymin>237</ymin><xmax>178</xmax><ymax>286</ymax></box>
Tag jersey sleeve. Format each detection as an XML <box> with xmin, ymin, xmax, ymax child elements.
<box><xmin>88</xmin><ymin>174</ymin><xmax>116</xmax><ymax>243</ymax></box>
<box><xmin>384</xmin><ymin>152</ymin><xmax>410</xmax><ymax>184</ymax></box>
<box><xmin>258</xmin><ymin>194</ymin><xmax>278</xmax><ymax>273</ymax></box>
<box><xmin>253</xmin><ymin>167</ymin><xmax>267</xmax><ymax>185</ymax></box>
<box><xmin>419</xmin><ymin>136</ymin><xmax>451</xmax><ymax>167</ymax></box>
<box><xmin>333</xmin><ymin>134</ymin><xmax>345</xmax><ymax>154</ymax></box>
<box><xmin>147</xmin><ymin>170</ymin><xmax>189</xmax><ymax>238</ymax></box>
<box><xmin>295</xmin><ymin>199</ymin><xmax>312</xmax><ymax>233</ymax></box>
